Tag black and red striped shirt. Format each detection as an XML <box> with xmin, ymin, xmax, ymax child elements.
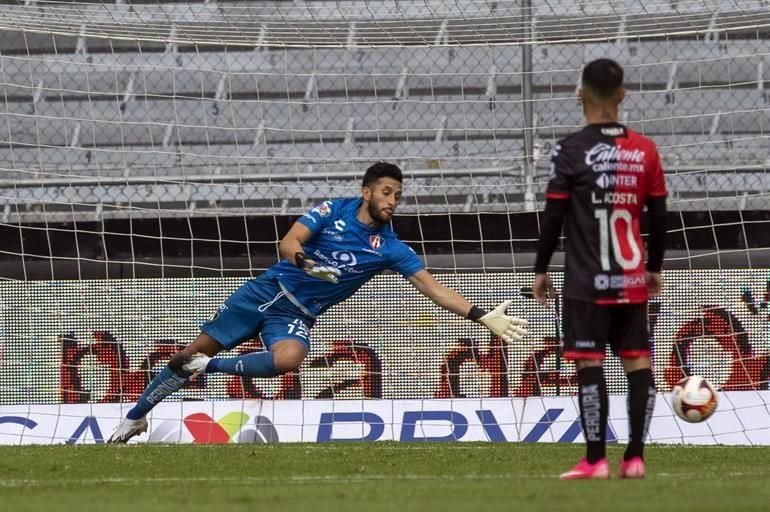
<box><xmin>545</xmin><ymin>123</ymin><xmax>667</xmax><ymax>304</ymax></box>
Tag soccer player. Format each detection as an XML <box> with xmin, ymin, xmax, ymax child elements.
<box><xmin>109</xmin><ymin>162</ymin><xmax>529</xmax><ymax>443</ymax></box>
<box><xmin>531</xmin><ymin>59</ymin><xmax>667</xmax><ymax>479</ymax></box>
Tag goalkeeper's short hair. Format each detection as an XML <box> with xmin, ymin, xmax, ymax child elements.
<box><xmin>363</xmin><ymin>162</ymin><xmax>403</xmax><ymax>187</ymax></box>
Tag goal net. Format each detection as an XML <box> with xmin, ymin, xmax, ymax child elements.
<box><xmin>0</xmin><ymin>0</ymin><xmax>768</xmax><ymax>445</ymax></box>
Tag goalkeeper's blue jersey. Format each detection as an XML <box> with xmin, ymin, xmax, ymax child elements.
<box><xmin>265</xmin><ymin>197</ymin><xmax>425</xmax><ymax>317</ymax></box>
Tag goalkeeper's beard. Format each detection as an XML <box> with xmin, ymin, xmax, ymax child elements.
<box><xmin>368</xmin><ymin>202</ymin><xmax>393</xmax><ymax>225</ymax></box>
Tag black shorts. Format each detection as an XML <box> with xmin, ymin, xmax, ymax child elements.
<box><xmin>562</xmin><ymin>298</ymin><xmax>650</xmax><ymax>360</ymax></box>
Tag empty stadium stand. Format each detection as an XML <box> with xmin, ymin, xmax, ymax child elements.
<box><xmin>0</xmin><ymin>0</ymin><xmax>769</xmax><ymax>216</ymax></box>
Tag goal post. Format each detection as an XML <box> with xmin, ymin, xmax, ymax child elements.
<box><xmin>0</xmin><ymin>0</ymin><xmax>769</xmax><ymax>445</ymax></box>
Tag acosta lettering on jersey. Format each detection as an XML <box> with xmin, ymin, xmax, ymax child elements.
<box><xmin>546</xmin><ymin>123</ymin><xmax>668</xmax><ymax>304</ymax></box>
<box><xmin>266</xmin><ymin>198</ymin><xmax>424</xmax><ymax>317</ymax></box>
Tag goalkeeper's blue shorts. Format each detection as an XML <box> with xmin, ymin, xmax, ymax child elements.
<box><xmin>200</xmin><ymin>273</ymin><xmax>315</xmax><ymax>351</ymax></box>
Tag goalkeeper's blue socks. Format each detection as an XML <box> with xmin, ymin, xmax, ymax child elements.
<box><xmin>126</xmin><ymin>366</ymin><xmax>191</xmax><ymax>420</ymax></box>
<box><xmin>125</xmin><ymin>353</ymin><xmax>280</xmax><ymax>420</ymax></box>
<box><xmin>577</xmin><ymin>366</ymin><xmax>608</xmax><ymax>464</ymax></box>
<box><xmin>205</xmin><ymin>352</ymin><xmax>279</xmax><ymax>378</ymax></box>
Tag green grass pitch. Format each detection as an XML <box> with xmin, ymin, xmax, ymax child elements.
<box><xmin>0</xmin><ymin>443</ymin><xmax>768</xmax><ymax>512</ymax></box>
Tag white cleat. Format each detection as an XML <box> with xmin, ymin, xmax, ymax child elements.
<box><xmin>181</xmin><ymin>352</ymin><xmax>211</xmax><ymax>377</ymax></box>
<box><xmin>107</xmin><ymin>416</ymin><xmax>148</xmax><ymax>444</ymax></box>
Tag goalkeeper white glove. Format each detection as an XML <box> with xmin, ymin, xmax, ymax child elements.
<box><xmin>295</xmin><ymin>252</ymin><xmax>342</xmax><ymax>284</ymax></box>
<box><xmin>469</xmin><ymin>300</ymin><xmax>528</xmax><ymax>344</ymax></box>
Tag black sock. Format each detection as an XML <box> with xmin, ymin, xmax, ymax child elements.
<box><xmin>577</xmin><ymin>366</ymin><xmax>608</xmax><ymax>463</ymax></box>
<box><xmin>625</xmin><ymin>368</ymin><xmax>656</xmax><ymax>461</ymax></box>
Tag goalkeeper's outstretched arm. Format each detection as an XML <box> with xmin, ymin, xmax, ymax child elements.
<box><xmin>407</xmin><ymin>269</ymin><xmax>528</xmax><ymax>344</ymax></box>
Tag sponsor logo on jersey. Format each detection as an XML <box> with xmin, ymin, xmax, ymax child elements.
<box><xmin>594</xmin><ymin>274</ymin><xmax>610</xmax><ymax>290</ymax></box>
<box><xmin>611</xmin><ymin>274</ymin><xmax>646</xmax><ymax>288</ymax></box>
<box><xmin>369</xmin><ymin>234</ymin><xmax>384</xmax><ymax>250</ymax></box>
<box><xmin>321</xmin><ymin>228</ymin><xmax>343</xmax><ymax>241</ymax></box>
<box><xmin>331</xmin><ymin>250</ymin><xmax>358</xmax><ymax>268</ymax></box>
<box><xmin>585</xmin><ymin>143</ymin><xmax>646</xmax><ymax>173</ymax></box>
<box><xmin>594</xmin><ymin>273</ymin><xmax>645</xmax><ymax>290</ymax></box>
<box><xmin>595</xmin><ymin>173</ymin><xmax>638</xmax><ymax>189</ymax></box>
<box><xmin>313</xmin><ymin>249</ymin><xmax>363</xmax><ymax>274</ymax></box>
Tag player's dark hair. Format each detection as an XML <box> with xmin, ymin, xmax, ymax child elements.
<box><xmin>581</xmin><ymin>58</ymin><xmax>624</xmax><ymax>99</ymax></box>
<box><xmin>362</xmin><ymin>162</ymin><xmax>403</xmax><ymax>187</ymax></box>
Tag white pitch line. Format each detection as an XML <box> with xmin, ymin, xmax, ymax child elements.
<box><xmin>0</xmin><ymin>474</ymin><xmax>540</xmax><ymax>487</ymax></box>
<box><xmin>0</xmin><ymin>471</ymin><xmax>766</xmax><ymax>488</ymax></box>
<box><xmin>656</xmin><ymin>471</ymin><xmax>767</xmax><ymax>478</ymax></box>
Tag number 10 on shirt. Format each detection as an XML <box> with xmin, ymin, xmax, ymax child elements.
<box><xmin>594</xmin><ymin>208</ymin><xmax>642</xmax><ymax>271</ymax></box>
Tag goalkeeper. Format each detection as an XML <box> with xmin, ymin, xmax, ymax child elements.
<box><xmin>109</xmin><ymin>161</ymin><xmax>529</xmax><ymax>443</ymax></box>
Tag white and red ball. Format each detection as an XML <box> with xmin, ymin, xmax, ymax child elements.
<box><xmin>671</xmin><ymin>376</ymin><xmax>718</xmax><ymax>423</ymax></box>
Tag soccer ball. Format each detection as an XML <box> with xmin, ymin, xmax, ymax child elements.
<box><xmin>671</xmin><ymin>376</ymin><xmax>718</xmax><ymax>423</ymax></box>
